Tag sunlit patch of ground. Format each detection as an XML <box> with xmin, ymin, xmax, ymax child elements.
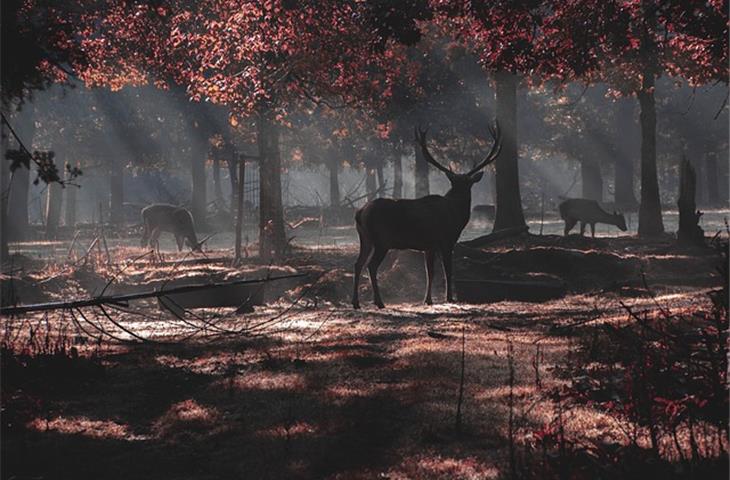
<box><xmin>27</xmin><ymin>416</ymin><xmax>146</xmax><ymax>441</ymax></box>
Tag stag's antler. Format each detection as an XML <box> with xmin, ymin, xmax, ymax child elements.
<box><xmin>467</xmin><ymin>121</ymin><xmax>502</xmax><ymax>176</ymax></box>
<box><xmin>414</xmin><ymin>126</ymin><xmax>453</xmax><ymax>176</ymax></box>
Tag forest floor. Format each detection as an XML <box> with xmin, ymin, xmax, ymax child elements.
<box><xmin>1</xmin><ymin>232</ymin><xmax>727</xmax><ymax>479</ymax></box>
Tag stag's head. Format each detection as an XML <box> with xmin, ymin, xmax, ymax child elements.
<box><xmin>414</xmin><ymin>123</ymin><xmax>501</xmax><ymax>195</ymax></box>
<box><xmin>614</xmin><ymin>211</ymin><xmax>628</xmax><ymax>231</ymax></box>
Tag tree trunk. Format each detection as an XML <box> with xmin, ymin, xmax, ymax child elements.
<box><xmin>392</xmin><ymin>153</ymin><xmax>403</xmax><ymax>199</ymax></box>
<box><xmin>1</xmin><ymin>121</ymin><xmax>9</xmax><ymax>262</ymax></box>
<box><xmin>235</xmin><ymin>157</ymin><xmax>246</xmax><ymax>262</ymax></box>
<box><xmin>257</xmin><ymin>115</ymin><xmax>286</xmax><ymax>260</ymax></box>
<box><xmin>44</xmin><ymin>153</ymin><xmax>63</xmax><ymax>239</ymax></box>
<box><xmin>376</xmin><ymin>162</ymin><xmax>385</xmax><ymax>196</ymax></box>
<box><xmin>328</xmin><ymin>154</ymin><xmax>340</xmax><ymax>207</ymax></box>
<box><xmin>191</xmin><ymin>143</ymin><xmax>207</xmax><ymax>230</ymax></box>
<box><xmin>64</xmin><ymin>160</ymin><xmax>77</xmax><ymax>228</ymax></box>
<box><xmin>109</xmin><ymin>156</ymin><xmax>124</xmax><ymax>226</ymax></box>
<box><xmin>212</xmin><ymin>149</ymin><xmax>225</xmax><ymax>210</ymax></box>
<box><xmin>580</xmin><ymin>157</ymin><xmax>603</xmax><ymax>202</ymax></box>
<box><xmin>493</xmin><ymin>70</ymin><xmax>526</xmax><ymax>231</ymax></box>
<box><xmin>227</xmin><ymin>151</ymin><xmax>239</xmax><ymax>214</ymax></box>
<box><xmin>705</xmin><ymin>153</ymin><xmax>720</xmax><ymax>207</ymax></box>
<box><xmin>414</xmin><ymin>140</ymin><xmax>429</xmax><ymax>198</ymax></box>
<box><xmin>365</xmin><ymin>165</ymin><xmax>377</xmax><ymax>201</ymax></box>
<box><xmin>637</xmin><ymin>74</ymin><xmax>664</xmax><ymax>236</ymax></box>
<box><xmin>613</xmin><ymin>99</ymin><xmax>639</xmax><ymax>211</ymax></box>
<box><xmin>677</xmin><ymin>157</ymin><xmax>704</xmax><ymax>245</ymax></box>
<box><xmin>7</xmin><ymin>161</ymin><xmax>29</xmax><ymax>240</ymax></box>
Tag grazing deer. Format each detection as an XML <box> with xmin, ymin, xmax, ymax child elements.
<box><xmin>558</xmin><ymin>198</ymin><xmax>627</xmax><ymax>237</ymax></box>
<box><xmin>352</xmin><ymin>124</ymin><xmax>501</xmax><ymax>309</ymax></box>
<box><xmin>140</xmin><ymin>204</ymin><xmax>202</xmax><ymax>253</ymax></box>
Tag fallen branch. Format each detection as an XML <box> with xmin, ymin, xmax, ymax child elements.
<box><xmin>459</xmin><ymin>226</ymin><xmax>528</xmax><ymax>248</ymax></box>
<box><xmin>0</xmin><ymin>272</ymin><xmax>307</xmax><ymax>316</ymax></box>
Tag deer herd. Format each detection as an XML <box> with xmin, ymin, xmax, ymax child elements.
<box><xmin>136</xmin><ymin>122</ymin><xmax>628</xmax><ymax>308</ymax></box>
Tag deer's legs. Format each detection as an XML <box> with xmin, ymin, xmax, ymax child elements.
<box><xmin>352</xmin><ymin>238</ymin><xmax>373</xmax><ymax>309</ymax></box>
<box><xmin>150</xmin><ymin>228</ymin><xmax>162</xmax><ymax>262</ymax></box>
<box><xmin>141</xmin><ymin>224</ymin><xmax>150</xmax><ymax>248</ymax></box>
<box><xmin>590</xmin><ymin>223</ymin><xmax>596</xmax><ymax>238</ymax></box>
<box><xmin>424</xmin><ymin>250</ymin><xmax>435</xmax><ymax>305</ymax></box>
<box><xmin>579</xmin><ymin>222</ymin><xmax>586</xmax><ymax>236</ymax></box>
<box><xmin>564</xmin><ymin>218</ymin><xmax>577</xmax><ymax>236</ymax></box>
<box><xmin>441</xmin><ymin>248</ymin><xmax>454</xmax><ymax>302</ymax></box>
<box><xmin>175</xmin><ymin>234</ymin><xmax>184</xmax><ymax>251</ymax></box>
<box><xmin>368</xmin><ymin>247</ymin><xmax>388</xmax><ymax>308</ymax></box>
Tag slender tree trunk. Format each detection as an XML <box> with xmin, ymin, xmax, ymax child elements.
<box><xmin>258</xmin><ymin>115</ymin><xmax>286</xmax><ymax>260</ymax></box>
<box><xmin>581</xmin><ymin>157</ymin><xmax>603</xmax><ymax>202</ymax></box>
<box><xmin>44</xmin><ymin>153</ymin><xmax>63</xmax><ymax>239</ymax></box>
<box><xmin>493</xmin><ymin>70</ymin><xmax>526</xmax><ymax>231</ymax></box>
<box><xmin>235</xmin><ymin>157</ymin><xmax>246</xmax><ymax>262</ymax></box>
<box><xmin>705</xmin><ymin>153</ymin><xmax>720</xmax><ymax>207</ymax></box>
<box><xmin>191</xmin><ymin>143</ymin><xmax>207</xmax><ymax>230</ymax></box>
<box><xmin>7</xmin><ymin>161</ymin><xmax>29</xmax><ymax>240</ymax></box>
<box><xmin>376</xmin><ymin>162</ymin><xmax>385</xmax><ymax>195</ymax></box>
<box><xmin>227</xmin><ymin>151</ymin><xmax>238</xmax><ymax>214</ymax></box>
<box><xmin>414</xmin><ymin>140</ymin><xmax>429</xmax><ymax>198</ymax></box>
<box><xmin>392</xmin><ymin>154</ymin><xmax>403</xmax><ymax>199</ymax></box>
<box><xmin>328</xmin><ymin>154</ymin><xmax>340</xmax><ymax>207</ymax></box>
<box><xmin>109</xmin><ymin>155</ymin><xmax>124</xmax><ymax>226</ymax></box>
<box><xmin>365</xmin><ymin>165</ymin><xmax>377</xmax><ymax>201</ymax></box>
<box><xmin>64</xmin><ymin>161</ymin><xmax>77</xmax><ymax>228</ymax></box>
<box><xmin>637</xmin><ymin>74</ymin><xmax>664</xmax><ymax>236</ymax></box>
<box><xmin>212</xmin><ymin>149</ymin><xmax>225</xmax><ymax>210</ymax></box>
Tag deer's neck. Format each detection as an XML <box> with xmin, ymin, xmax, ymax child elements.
<box><xmin>444</xmin><ymin>188</ymin><xmax>472</xmax><ymax>226</ymax></box>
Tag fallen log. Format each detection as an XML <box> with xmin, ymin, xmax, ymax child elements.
<box><xmin>0</xmin><ymin>272</ymin><xmax>307</xmax><ymax>316</ymax></box>
<box><xmin>459</xmin><ymin>226</ymin><xmax>529</xmax><ymax>249</ymax></box>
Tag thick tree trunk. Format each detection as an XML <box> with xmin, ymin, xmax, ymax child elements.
<box><xmin>392</xmin><ymin>154</ymin><xmax>403</xmax><ymax>199</ymax></box>
<box><xmin>677</xmin><ymin>157</ymin><xmax>704</xmax><ymax>245</ymax></box>
<box><xmin>365</xmin><ymin>165</ymin><xmax>377</xmax><ymax>201</ymax></box>
<box><xmin>257</xmin><ymin>115</ymin><xmax>286</xmax><ymax>260</ymax></box>
<box><xmin>328</xmin><ymin>154</ymin><xmax>340</xmax><ymax>207</ymax></box>
<box><xmin>705</xmin><ymin>153</ymin><xmax>720</xmax><ymax>207</ymax></box>
<box><xmin>414</xmin><ymin>140</ymin><xmax>429</xmax><ymax>198</ymax></box>
<box><xmin>7</xmin><ymin>162</ymin><xmax>29</xmax><ymax>240</ymax></box>
<box><xmin>44</xmin><ymin>153</ymin><xmax>63</xmax><ymax>239</ymax></box>
<box><xmin>613</xmin><ymin>99</ymin><xmax>639</xmax><ymax>211</ymax></box>
<box><xmin>637</xmin><ymin>74</ymin><xmax>664</xmax><ymax>236</ymax></box>
<box><xmin>493</xmin><ymin>70</ymin><xmax>526</xmax><ymax>231</ymax></box>
<box><xmin>580</xmin><ymin>157</ymin><xmax>603</xmax><ymax>202</ymax></box>
<box><xmin>191</xmin><ymin>144</ymin><xmax>207</xmax><ymax>230</ymax></box>
<box><xmin>109</xmin><ymin>156</ymin><xmax>124</xmax><ymax>226</ymax></box>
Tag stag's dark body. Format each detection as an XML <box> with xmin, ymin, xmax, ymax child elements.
<box><xmin>353</xmin><ymin>124</ymin><xmax>500</xmax><ymax>309</ymax></box>
<box><xmin>140</xmin><ymin>204</ymin><xmax>201</xmax><ymax>252</ymax></box>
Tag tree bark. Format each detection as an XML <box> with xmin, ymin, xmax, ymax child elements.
<box><xmin>493</xmin><ymin>70</ymin><xmax>526</xmax><ymax>231</ymax></box>
<box><xmin>613</xmin><ymin>99</ymin><xmax>639</xmax><ymax>211</ymax></box>
<box><xmin>637</xmin><ymin>74</ymin><xmax>664</xmax><ymax>236</ymax></box>
<box><xmin>109</xmin><ymin>155</ymin><xmax>124</xmax><ymax>226</ymax></box>
<box><xmin>257</xmin><ymin>115</ymin><xmax>286</xmax><ymax>260</ymax></box>
<box><xmin>414</xmin><ymin>140</ymin><xmax>429</xmax><ymax>198</ymax></box>
<box><xmin>44</xmin><ymin>152</ymin><xmax>63</xmax><ymax>239</ymax></box>
<box><xmin>376</xmin><ymin>162</ymin><xmax>385</xmax><ymax>196</ymax></box>
<box><xmin>328</xmin><ymin>153</ymin><xmax>340</xmax><ymax>207</ymax></box>
<box><xmin>64</xmin><ymin>161</ymin><xmax>77</xmax><ymax>228</ymax></box>
<box><xmin>227</xmin><ymin>150</ymin><xmax>239</xmax><ymax>214</ymax></box>
<box><xmin>235</xmin><ymin>157</ymin><xmax>246</xmax><ymax>262</ymax></box>
<box><xmin>677</xmin><ymin>157</ymin><xmax>703</xmax><ymax>245</ymax></box>
<box><xmin>392</xmin><ymin>153</ymin><xmax>403</xmax><ymax>199</ymax></box>
<box><xmin>580</xmin><ymin>157</ymin><xmax>603</xmax><ymax>202</ymax></box>
<box><xmin>7</xmin><ymin>160</ymin><xmax>29</xmax><ymax>240</ymax></box>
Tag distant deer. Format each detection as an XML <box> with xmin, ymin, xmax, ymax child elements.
<box><xmin>558</xmin><ymin>198</ymin><xmax>627</xmax><ymax>237</ymax></box>
<box><xmin>352</xmin><ymin>124</ymin><xmax>501</xmax><ymax>309</ymax></box>
<box><xmin>140</xmin><ymin>204</ymin><xmax>202</xmax><ymax>253</ymax></box>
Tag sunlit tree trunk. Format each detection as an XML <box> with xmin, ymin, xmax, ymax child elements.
<box><xmin>328</xmin><ymin>153</ymin><xmax>340</xmax><ymax>207</ymax></box>
<box><xmin>580</xmin><ymin>157</ymin><xmax>603</xmax><ymax>202</ymax></box>
<box><xmin>64</xmin><ymin>161</ymin><xmax>77</xmax><ymax>228</ymax></box>
<box><xmin>493</xmin><ymin>70</ymin><xmax>526</xmax><ymax>231</ymax></box>
<box><xmin>637</xmin><ymin>74</ymin><xmax>664</xmax><ymax>236</ymax></box>
<box><xmin>258</xmin><ymin>115</ymin><xmax>286</xmax><ymax>260</ymax></box>
<box><xmin>109</xmin><ymin>155</ymin><xmax>124</xmax><ymax>226</ymax></box>
<box><xmin>392</xmin><ymin>153</ymin><xmax>403</xmax><ymax>199</ymax></box>
<box><xmin>44</xmin><ymin>152</ymin><xmax>63</xmax><ymax>239</ymax></box>
<box><xmin>414</xmin><ymin>140</ymin><xmax>429</xmax><ymax>198</ymax></box>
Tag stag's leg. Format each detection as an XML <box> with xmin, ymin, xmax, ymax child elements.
<box><xmin>150</xmin><ymin>227</ymin><xmax>162</xmax><ymax>262</ymax></box>
<box><xmin>441</xmin><ymin>248</ymin><xmax>454</xmax><ymax>302</ymax></box>
<box><xmin>175</xmin><ymin>234</ymin><xmax>184</xmax><ymax>252</ymax></box>
<box><xmin>141</xmin><ymin>223</ymin><xmax>150</xmax><ymax>248</ymax></box>
<box><xmin>424</xmin><ymin>250</ymin><xmax>435</xmax><ymax>305</ymax></box>
<box><xmin>590</xmin><ymin>223</ymin><xmax>596</xmax><ymax>238</ymax></box>
<box><xmin>368</xmin><ymin>247</ymin><xmax>388</xmax><ymax>308</ymax></box>
<box><xmin>352</xmin><ymin>234</ymin><xmax>373</xmax><ymax>309</ymax></box>
<box><xmin>564</xmin><ymin>218</ymin><xmax>577</xmax><ymax>236</ymax></box>
<box><xmin>579</xmin><ymin>221</ymin><xmax>586</xmax><ymax>236</ymax></box>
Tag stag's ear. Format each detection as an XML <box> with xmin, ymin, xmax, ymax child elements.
<box><xmin>470</xmin><ymin>171</ymin><xmax>484</xmax><ymax>183</ymax></box>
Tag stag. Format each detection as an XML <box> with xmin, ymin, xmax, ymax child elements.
<box><xmin>352</xmin><ymin>124</ymin><xmax>501</xmax><ymax>309</ymax></box>
<box><xmin>140</xmin><ymin>204</ymin><xmax>203</xmax><ymax>254</ymax></box>
<box><xmin>558</xmin><ymin>198</ymin><xmax>627</xmax><ymax>237</ymax></box>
